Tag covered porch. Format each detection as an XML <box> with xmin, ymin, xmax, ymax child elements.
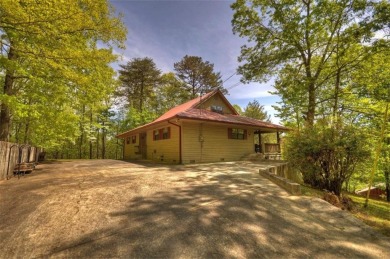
<box><xmin>253</xmin><ymin>130</ymin><xmax>284</xmax><ymax>160</ymax></box>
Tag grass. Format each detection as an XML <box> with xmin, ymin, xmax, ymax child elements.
<box><xmin>300</xmin><ymin>184</ymin><xmax>390</xmax><ymax>237</ymax></box>
<box><xmin>348</xmin><ymin>194</ymin><xmax>390</xmax><ymax>237</ymax></box>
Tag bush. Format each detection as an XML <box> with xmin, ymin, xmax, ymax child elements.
<box><xmin>285</xmin><ymin>123</ymin><xmax>370</xmax><ymax>195</ymax></box>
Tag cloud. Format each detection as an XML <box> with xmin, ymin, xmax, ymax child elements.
<box><xmin>227</xmin><ymin>80</ymin><xmax>276</xmax><ymax>99</ymax></box>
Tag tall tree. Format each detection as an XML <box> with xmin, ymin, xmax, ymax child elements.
<box><xmin>0</xmin><ymin>0</ymin><xmax>126</xmax><ymax>142</ymax></box>
<box><xmin>153</xmin><ymin>72</ymin><xmax>191</xmax><ymax>115</ymax></box>
<box><xmin>243</xmin><ymin>100</ymin><xmax>270</xmax><ymax>121</ymax></box>
<box><xmin>174</xmin><ymin>55</ymin><xmax>225</xmax><ymax>98</ymax></box>
<box><xmin>118</xmin><ymin>57</ymin><xmax>161</xmax><ymax>112</ymax></box>
<box><xmin>231</xmin><ymin>0</ymin><xmax>389</xmax><ymax>127</ymax></box>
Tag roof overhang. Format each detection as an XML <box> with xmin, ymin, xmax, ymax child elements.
<box><xmin>116</xmin><ymin>114</ymin><xmax>290</xmax><ymax>139</ymax></box>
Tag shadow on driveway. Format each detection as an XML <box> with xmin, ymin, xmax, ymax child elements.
<box><xmin>0</xmin><ymin>160</ymin><xmax>389</xmax><ymax>258</ymax></box>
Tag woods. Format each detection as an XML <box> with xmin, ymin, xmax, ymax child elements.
<box><xmin>0</xmin><ymin>0</ymin><xmax>126</xmax><ymax>151</ymax></box>
<box><xmin>0</xmin><ymin>0</ymin><xmax>225</xmax><ymax>160</ymax></box>
<box><xmin>232</xmin><ymin>0</ymin><xmax>390</xmax><ymax>199</ymax></box>
<box><xmin>1</xmin><ymin>0</ymin><xmax>389</xmax><ymax>201</ymax></box>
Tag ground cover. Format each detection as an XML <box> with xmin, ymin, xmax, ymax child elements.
<box><xmin>301</xmin><ymin>185</ymin><xmax>390</xmax><ymax>237</ymax></box>
<box><xmin>348</xmin><ymin>194</ymin><xmax>390</xmax><ymax>237</ymax></box>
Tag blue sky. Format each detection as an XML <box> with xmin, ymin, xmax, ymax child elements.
<box><xmin>110</xmin><ymin>0</ymin><xmax>281</xmax><ymax>123</ymax></box>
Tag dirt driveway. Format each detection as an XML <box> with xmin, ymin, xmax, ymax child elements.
<box><xmin>0</xmin><ymin>160</ymin><xmax>389</xmax><ymax>258</ymax></box>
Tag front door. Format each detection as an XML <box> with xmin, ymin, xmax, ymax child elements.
<box><xmin>139</xmin><ymin>132</ymin><xmax>147</xmax><ymax>159</ymax></box>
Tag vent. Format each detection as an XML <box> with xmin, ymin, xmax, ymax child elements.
<box><xmin>189</xmin><ymin>160</ymin><xmax>196</xmax><ymax>164</ymax></box>
<box><xmin>220</xmin><ymin>158</ymin><xmax>225</xmax><ymax>161</ymax></box>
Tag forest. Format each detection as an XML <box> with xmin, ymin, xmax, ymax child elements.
<box><xmin>1</xmin><ymin>1</ymin><xmax>389</xmax><ymax>199</ymax></box>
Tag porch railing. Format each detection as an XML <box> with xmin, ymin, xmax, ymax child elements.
<box><xmin>264</xmin><ymin>143</ymin><xmax>280</xmax><ymax>153</ymax></box>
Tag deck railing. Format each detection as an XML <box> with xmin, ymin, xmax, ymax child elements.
<box><xmin>264</xmin><ymin>143</ymin><xmax>281</xmax><ymax>153</ymax></box>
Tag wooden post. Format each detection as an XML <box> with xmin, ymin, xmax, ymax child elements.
<box><xmin>259</xmin><ymin>131</ymin><xmax>262</xmax><ymax>153</ymax></box>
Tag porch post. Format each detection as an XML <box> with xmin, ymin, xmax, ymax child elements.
<box><xmin>259</xmin><ymin>131</ymin><xmax>262</xmax><ymax>153</ymax></box>
<box><xmin>276</xmin><ymin>132</ymin><xmax>280</xmax><ymax>153</ymax></box>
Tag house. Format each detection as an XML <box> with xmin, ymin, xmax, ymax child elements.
<box><xmin>116</xmin><ymin>90</ymin><xmax>289</xmax><ymax>164</ymax></box>
<box><xmin>356</xmin><ymin>184</ymin><xmax>386</xmax><ymax>200</ymax></box>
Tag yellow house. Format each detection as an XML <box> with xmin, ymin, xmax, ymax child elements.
<box><xmin>116</xmin><ymin>90</ymin><xmax>289</xmax><ymax>164</ymax></box>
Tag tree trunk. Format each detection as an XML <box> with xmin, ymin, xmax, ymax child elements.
<box><xmin>23</xmin><ymin>120</ymin><xmax>30</xmax><ymax>144</ymax></box>
<box><xmin>385</xmin><ymin>171</ymin><xmax>390</xmax><ymax>202</ymax></box>
<box><xmin>306</xmin><ymin>82</ymin><xmax>316</xmax><ymax>127</ymax></box>
<box><xmin>79</xmin><ymin>105</ymin><xmax>85</xmax><ymax>159</ymax></box>
<box><xmin>140</xmin><ymin>80</ymin><xmax>144</xmax><ymax>112</ymax></box>
<box><xmin>89</xmin><ymin>109</ymin><xmax>93</xmax><ymax>159</ymax></box>
<box><xmin>101</xmin><ymin>121</ymin><xmax>105</xmax><ymax>159</ymax></box>
<box><xmin>96</xmin><ymin>127</ymin><xmax>100</xmax><ymax>159</ymax></box>
<box><xmin>0</xmin><ymin>45</ymin><xmax>16</xmax><ymax>141</ymax></box>
<box><xmin>331</xmin><ymin>180</ymin><xmax>343</xmax><ymax>196</ymax></box>
<box><xmin>115</xmin><ymin>121</ymin><xmax>119</xmax><ymax>159</ymax></box>
<box><xmin>333</xmin><ymin>68</ymin><xmax>341</xmax><ymax>125</ymax></box>
<box><xmin>15</xmin><ymin>121</ymin><xmax>21</xmax><ymax>143</ymax></box>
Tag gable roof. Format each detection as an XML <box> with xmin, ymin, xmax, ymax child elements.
<box><xmin>153</xmin><ymin>89</ymin><xmax>230</xmax><ymax>123</ymax></box>
<box><xmin>117</xmin><ymin>89</ymin><xmax>289</xmax><ymax>138</ymax></box>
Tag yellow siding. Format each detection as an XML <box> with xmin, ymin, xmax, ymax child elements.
<box><xmin>200</xmin><ymin>94</ymin><xmax>235</xmax><ymax>114</ymax></box>
<box><xmin>123</xmin><ymin>134</ymin><xmax>141</xmax><ymax>160</ymax></box>
<box><xmin>145</xmin><ymin>123</ymin><xmax>180</xmax><ymax>163</ymax></box>
<box><xmin>181</xmin><ymin>121</ymin><xmax>253</xmax><ymax>163</ymax></box>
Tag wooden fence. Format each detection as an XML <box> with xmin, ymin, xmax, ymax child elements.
<box><xmin>0</xmin><ymin>141</ymin><xmax>43</xmax><ymax>180</ymax></box>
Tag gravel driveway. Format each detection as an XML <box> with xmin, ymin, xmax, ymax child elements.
<box><xmin>0</xmin><ymin>160</ymin><xmax>389</xmax><ymax>258</ymax></box>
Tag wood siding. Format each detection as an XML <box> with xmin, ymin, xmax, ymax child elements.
<box><xmin>123</xmin><ymin>122</ymin><xmax>180</xmax><ymax>163</ymax></box>
<box><xmin>200</xmin><ymin>94</ymin><xmax>235</xmax><ymax>114</ymax></box>
<box><xmin>123</xmin><ymin>134</ymin><xmax>140</xmax><ymax>160</ymax></box>
<box><xmin>146</xmin><ymin>124</ymin><xmax>180</xmax><ymax>163</ymax></box>
<box><xmin>181</xmin><ymin>121</ymin><xmax>253</xmax><ymax>163</ymax></box>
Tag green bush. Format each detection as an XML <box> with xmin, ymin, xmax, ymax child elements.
<box><xmin>285</xmin><ymin>123</ymin><xmax>370</xmax><ymax>195</ymax></box>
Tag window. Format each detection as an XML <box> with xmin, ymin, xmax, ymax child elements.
<box><xmin>211</xmin><ymin>105</ymin><xmax>223</xmax><ymax>114</ymax></box>
<box><xmin>163</xmin><ymin>127</ymin><xmax>170</xmax><ymax>139</ymax></box>
<box><xmin>228</xmin><ymin>128</ymin><xmax>247</xmax><ymax>140</ymax></box>
<box><xmin>131</xmin><ymin>135</ymin><xmax>136</xmax><ymax>144</ymax></box>
<box><xmin>154</xmin><ymin>130</ymin><xmax>160</xmax><ymax>141</ymax></box>
<box><xmin>154</xmin><ymin>127</ymin><xmax>171</xmax><ymax>141</ymax></box>
<box><xmin>126</xmin><ymin>137</ymin><xmax>130</xmax><ymax>144</ymax></box>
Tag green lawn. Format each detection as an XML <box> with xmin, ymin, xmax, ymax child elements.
<box><xmin>300</xmin><ymin>185</ymin><xmax>390</xmax><ymax>237</ymax></box>
<box><xmin>348</xmin><ymin>194</ymin><xmax>390</xmax><ymax>237</ymax></box>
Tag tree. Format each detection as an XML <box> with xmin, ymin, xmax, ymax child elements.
<box><xmin>153</xmin><ymin>72</ymin><xmax>191</xmax><ymax>115</ymax></box>
<box><xmin>0</xmin><ymin>0</ymin><xmax>126</xmax><ymax>142</ymax></box>
<box><xmin>231</xmin><ymin>0</ymin><xmax>389</xmax><ymax>127</ymax></box>
<box><xmin>174</xmin><ymin>55</ymin><xmax>225</xmax><ymax>98</ymax></box>
<box><xmin>285</xmin><ymin>121</ymin><xmax>370</xmax><ymax>195</ymax></box>
<box><xmin>118</xmin><ymin>57</ymin><xmax>161</xmax><ymax>112</ymax></box>
<box><xmin>232</xmin><ymin>104</ymin><xmax>243</xmax><ymax>115</ymax></box>
<box><xmin>380</xmin><ymin>137</ymin><xmax>390</xmax><ymax>201</ymax></box>
<box><xmin>243</xmin><ymin>100</ymin><xmax>270</xmax><ymax>121</ymax></box>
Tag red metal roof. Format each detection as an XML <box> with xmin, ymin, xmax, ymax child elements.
<box><xmin>117</xmin><ymin>90</ymin><xmax>289</xmax><ymax>138</ymax></box>
<box><xmin>177</xmin><ymin>108</ymin><xmax>289</xmax><ymax>131</ymax></box>
<box><xmin>153</xmin><ymin>90</ymin><xmax>217</xmax><ymax>123</ymax></box>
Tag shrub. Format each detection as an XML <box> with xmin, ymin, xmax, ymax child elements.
<box><xmin>285</xmin><ymin>123</ymin><xmax>370</xmax><ymax>195</ymax></box>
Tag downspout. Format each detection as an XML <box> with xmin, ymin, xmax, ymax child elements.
<box><xmin>168</xmin><ymin>120</ymin><xmax>182</xmax><ymax>164</ymax></box>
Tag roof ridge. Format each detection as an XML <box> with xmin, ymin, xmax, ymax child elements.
<box><xmin>151</xmin><ymin>89</ymin><xmax>218</xmax><ymax>123</ymax></box>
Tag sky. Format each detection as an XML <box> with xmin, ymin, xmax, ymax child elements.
<box><xmin>110</xmin><ymin>0</ymin><xmax>281</xmax><ymax>123</ymax></box>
